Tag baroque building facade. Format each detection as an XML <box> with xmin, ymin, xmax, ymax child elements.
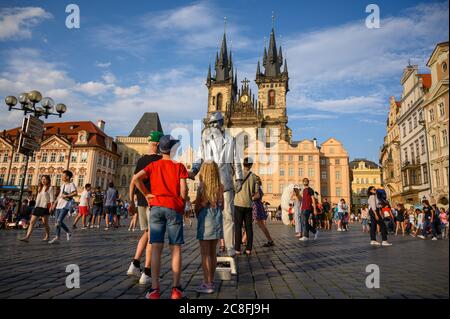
<box><xmin>0</xmin><ymin>120</ymin><xmax>119</xmax><ymax>198</ymax></box>
<box><xmin>422</xmin><ymin>42</ymin><xmax>449</xmax><ymax>206</ymax></box>
<box><xmin>380</xmin><ymin>41</ymin><xmax>449</xmax><ymax>207</ymax></box>
<box><xmin>349</xmin><ymin>159</ymin><xmax>382</xmax><ymax>210</ymax></box>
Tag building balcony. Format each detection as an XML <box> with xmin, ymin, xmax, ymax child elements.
<box><xmin>401</xmin><ymin>159</ymin><xmax>420</xmax><ymax>170</ymax></box>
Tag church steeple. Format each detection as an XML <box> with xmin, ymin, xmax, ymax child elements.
<box><xmin>215</xmin><ymin>32</ymin><xmax>232</xmax><ymax>82</ymax></box>
<box><xmin>264</xmin><ymin>28</ymin><xmax>283</xmax><ymax>77</ymax></box>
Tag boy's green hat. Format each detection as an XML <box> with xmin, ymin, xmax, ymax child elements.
<box><xmin>148</xmin><ymin>131</ymin><xmax>163</xmax><ymax>142</ymax></box>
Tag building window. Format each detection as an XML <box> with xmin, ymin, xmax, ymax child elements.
<box><xmin>431</xmin><ymin>135</ymin><xmax>437</xmax><ymax>151</ymax></box>
<box><xmin>408</xmin><ymin>118</ymin><xmax>412</xmax><ymax>133</ymax></box>
<box><xmin>298</xmin><ymin>167</ymin><xmax>304</xmax><ymax>177</ymax></box>
<box><xmin>14</xmin><ymin>153</ymin><xmax>20</xmax><ymax>162</ymax></box>
<box><xmin>413</xmin><ymin>116</ymin><xmax>417</xmax><ymax>129</ymax></box>
<box><xmin>415</xmin><ymin>141</ymin><xmax>420</xmax><ymax>159</ymax></box>
<box><xmin>439</xmin><ymin>102</ymin><xmax>445</xmax><ymax>117</ymax></box>
<box><xmin>3</xmin><ymin>153</ymin><xmax>8</xmax><ymax>163</ymax></box>
<box><xmin>267</xmin><ymin>183</ymin><xmax>272</xmax><ymax>193</ymax></box>
<box><xmin>123</xmin><ymin>154</ymin><xmax>129</xmax><ymax>165</ymax></box>
<box><xmin>55</xmin><ymin>174</ymin><xmax>61</xmax><ymax>187</ymax></box>
<box><xmin>288</xmin><ymin>155</ymin><xmax>293</xmax><ymax>162</ymax></box>
<box><xmin>373</xmin><ymin>178</ymin><xmax>377</xmax><ymax>184</ymax></box>
<box><xmin>435</xmin><ymin>169</ymin><xmax>441</xmax><ymax>188</ymax></box>
<box><xmin>0</xmin><ymin>174</ymin><xmax>5</xmax><ymax>185</ymax></box>
<box><xmin>50</xmin><ymin>152</ymin><xmax>56</xmax><ymax>162</ymax></box>
<box><xmin>279</xmin><ymin>168</ymin><xmax>285</xmax><ymax>177</ymax></box>
<box><xmin>420</xmin><ymin>136</ymin><xmax>425</xmax><ymax>154</ymax></box>
<box><xmin>308</xmin><ymin>155</ymin><xmax>313</xmax><ymax>162</ymax></box>
<box><xmin>42</xmin><ymin>153</ymin><xmax>48</xmax><ymax>162</ymax></box>
<box><xmin>26</xmin><ymin>174</ymin><xmax>33</xmax><ymax>186</ymax></box>
<box><xmin>336</xmin><ymin>171</ymin><xmax>341</xmax><ymax>181</ymax></box>
<box><xmin>321</xmin><ymin>171</ymin><xmax>327</xmax><ymax>180</ymax></box>
<box><xmin>443</xmin><ymin>62</ymin><xmax>448</xmax><ymax>73</ymax></box>
<box><xmin>423</xmin><ymin>164</ymin><xmax>429</xmax><ymax>184</ymax></box>
<box><xmin>299</xmin><ymin>156</ymin><xmax>303</xmax><ymax>162</ymax></box>
<box><xmin>58</xmin><ymin>153</ymin><xmax>65</xmax><ymax>162</ymax></box>
<box><xmin>103</xmin><ymin>156</ymin><xmax>107</xmax><ymax>167</ymax></box>
<box><xmin>268</xmin><ymin>90</ymin><xmax>275</xmax><ymax>106</ymax></box>
<box><xmin>403</xmin><ymin>171</ymin><xmax>408</xmax><ymax>186</ymax></box>
<box><xmin>404</xmin><ymin>148</ymin><xmax>408</xmax><ymax>163</ymax></box>
<box><xmin>121</xmin><ymin>175</ymin><xmax>127</xmax><ymax>187</ymax></box>
<box><xmin>320</xmin><ymin>158</ymin><xmax>326</xmax><ymax>165</ymax></box>
<box><xmin>98</xmin><ymin>155</ymin><xmax>102</xmax><ymax>165</ymax></box>
<box><xmin>80</xmin><ymin>152</ymin><xmax>88</xmax><ymax>163</ymax></box>
<box><xmin>279</xmin><ymin>155</ymin><xmax>284</xmax><ymax>162</ymax></box>
<box><xmin>335</xmin><ymin>159</ymin><xmax>340</xmax><ymax>165</ymax></box>
<box><xmin>402</xmin><ymin>124</ymin><xmax>406</xmax><ymax>138</ymax></box>
<box><xmin>308</xmin><ymin>168</ymin><xmax>314</xmax><ymax>178</ymax></box>
<box><xmin>244</xmin><ymin>135</ymin><xmax>249</xmax><ymax>149</ymax></box>
<box><xmin>216</xmin><ymin>93</ymin><xmax>223</xmax><ymax>111</ymax></box>
<box><xmin>71</xmin><ymin>152</ymin><xmax>78</xmax><ymax>163</ymax></box>
<box><xmin>336</xmin><ymin>187</ymin><xmax>341</xmax><ymax>197</ymax></box>
<box><xmin>30</xmin><ymin>153</ymin><xmax>36</xmax><ymax>162</ymax></box>
<box><xmin>429</xmin><ymin>109</ymin><xmax>435</xmax><ymax>122</ymax></box>
<box><xmin>9</xmin><ymin>174</ymin><xmax>16</xmax><ymax>185</ymax></box>
<box><xmin>77</xmin><ymin>175</ymin><xmax>85</xmax><ymax>187</ymax></box>
<box><xmin>442</xmin><ymin>129</ymin><xmax>448</xmax><ymax>146</ymax></box>
<box><xmin>279</xmin><ymin>184</ymin><xmax>284</xmax><ymax>193</ymax></box>
<box><xmin>288</xmin><ymin>166</ymin><xmax>294</xmax><ymax>177</ymax></box>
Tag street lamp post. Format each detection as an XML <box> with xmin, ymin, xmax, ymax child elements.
<box><xmin>4</xmin><ymin>90</ymin><xmax>68</xmax><ymax>216</ymax></box>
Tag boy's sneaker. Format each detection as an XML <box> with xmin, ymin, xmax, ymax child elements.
<box><xmin>381</xmin><ymin>241</ymin><xmax>392</xmax><ymax>247</ymax></box>
<box><xmin>66</xmin><ymin>233</ymin><xmax>72</xmax><ymax>241</ymax></box>
<box><xmin>139</xmin><ymin>273</ymin><xmax>152</xmax><ymax>285</ymax></box>
<box><xmin>418</xmin><ymin>235</ymin><xmax>426</xmax><ymax>239</ymax></box>
<box><xmin>431</xmin><ymin>237</ymin><xmax>438</xmax><ymax>241</ymax></box>
<box><xmin>196</xmin><ymin>283</ymin><xmax>214</xmax><ymax>294</ymax></box>
<box><xmin>96</xmin><ymin>225</ymin><xmax>100</xmax><ymax>229</ymax></box>
<box><xmin>144</xmin><ymin>288</ymin><xmax>160</xmax><ymax>300</ymax></box>
<box><xmin>81</xmin><ymin>226</ymin><xmax>87</xmax><ymax>230</ymax></box>
<box><xmin>89</xmin><ymin>225</ymin><xmax>94</xmax><ymax>229</ymax></box>
<box><xmin>171</xmin><ymin>287</ymin><xmax>188</xmax><ymax>299</ymax></box>
<box><xmin>370</xmin><ymin>241</ymin><xmax>381</xmax><ymax>246</ymax></box>
<box><xmin>299</xmin><ymin>237</ymin><xmax>309</xmax><ymax>242</ymax></box>
<box><xmin>126</xmin><ymin>262</ymin><xmax>141</xmax><ymax>277</ymax></box>
<box><xmin>48</xmin><ymin>237</ymin><xmax>59</xmax><ymax>244</ymax></box>
<box><xmin>337</xmin><ymin>228</ymin><xmax>342</xmax><ymax>232</ymax></box>
<box><xmin>314</xmin><ymin>231</ymin><xmax>319</xmax><ymax>240</ymax></box>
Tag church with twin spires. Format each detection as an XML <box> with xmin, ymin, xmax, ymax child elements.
<box><xmin>205</xmin><ymin>25</ymin><xmax>291</xmax><ymax>144</ymax></box>
<box><xmin>195</xmin><ymin>23</ymin><xmax>351</xmax><ymax>208</ymax></box>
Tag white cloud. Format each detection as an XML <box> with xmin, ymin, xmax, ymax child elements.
<box><xmin>75</xmin><ymin>81</ymin><xmax>112</xmax><ymax>96</ymax></box>
<box><xmin>102</xmin><ymin>72</ymin><xmax>116</xmax><ymax>84</ymax></box>
<box><xmin>289</xmin><ymin>113</ymin><xmax>338</xmax><ymax>120</ymax></box>
<box><xmin>114</xmin><ymin>85</ymin><xmax>141</xmax><ymax>97</ymax></box>
<box><xmin>96</xmin><ymin>62</ymin><xmax>111</xmax><ymax>68</ymax></box>
<box><xmin>0</xmin><ymin>7</ymin><xmax>52</xmax><ymax>40</ymax></box>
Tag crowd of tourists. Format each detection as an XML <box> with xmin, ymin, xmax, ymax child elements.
<box><xmin>2</xmin><ymin>125</ymin><xmax>448</xmax><ymax>299</ymax></box>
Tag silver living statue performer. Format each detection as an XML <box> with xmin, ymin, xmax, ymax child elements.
<box><xmin>189</xmin><ymin>112</ymin><xmax>243</xmax><ymax>257</ymax></box>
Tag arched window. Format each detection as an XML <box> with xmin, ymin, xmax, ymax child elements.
<box><xmin>121</xmin><ymin>175</ymin><xmax>127</xmax><ymax>187</ymax></box>
<box><xmin>268</xmin><ymin>90</ymin><xmax>275</xmax><ymax>107</ymax></box>
<box><xmin>244</xmin><ymin>135</ymin><xmax>249</xmax><ymax>149</ymax></box>
<box><xmin>216</xmin><ymin>93</ymin><xmax>223</xmax><ymax>111</ymax></box>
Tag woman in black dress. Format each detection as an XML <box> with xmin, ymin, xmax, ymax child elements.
<box><xmin>395</xmin><ymin>203</ymin><xmax>406</xmax><ymax>236</ymax></box>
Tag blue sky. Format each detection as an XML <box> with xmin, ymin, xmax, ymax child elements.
<box><xmin>0</xmin><ymin>0</ymin><xmax>448</xmax><ymax>163</ymax></box>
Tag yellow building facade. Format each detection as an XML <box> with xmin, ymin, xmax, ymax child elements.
<box><xmin>350</xmin><ymin>159</ymin><xmax>382</xmax><ymax>209</ymax></box>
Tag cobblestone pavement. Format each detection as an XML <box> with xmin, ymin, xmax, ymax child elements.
<box><xmin>0</xmin><ymin>217</ymin><xmax>448</xmax><ymax>299</ymax></box>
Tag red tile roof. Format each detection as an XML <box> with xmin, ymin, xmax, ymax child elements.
<box><xmin>420</xmin><ymin>74</ymin><xmax>432</xmax><ymax>89</ymax></box>
<box><xmin>3</xmin><ymin>121</ymin><xmax>117</xmax><ymax>153</ymax></box>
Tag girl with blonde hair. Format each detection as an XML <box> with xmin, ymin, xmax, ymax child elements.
<box><xmin>194</xmin><ymin>160</ymin><xmax>224</xmax><ymax>294</ymax></box>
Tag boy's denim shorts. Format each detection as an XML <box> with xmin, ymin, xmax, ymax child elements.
<box><xmin>150</xmin><ymin>206</ymin><xmax>184</xmax><ymax>245</ymax></box>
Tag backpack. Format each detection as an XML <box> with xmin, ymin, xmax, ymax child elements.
<box><xmin>376</xmin><ymin>189</ymin><xmax>389</xmax><ymax>207</ymax></box>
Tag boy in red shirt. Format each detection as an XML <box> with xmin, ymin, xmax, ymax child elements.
<box><xmin>132</xmin><ymin>135</ymin><xmax>188</xmax><ymax>300</ymax></box>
